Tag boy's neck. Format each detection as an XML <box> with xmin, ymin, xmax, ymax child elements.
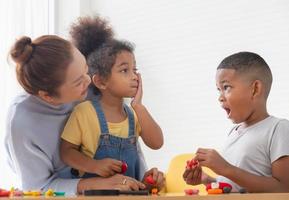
<box><xmin>241</xmin><ymin>106</ymin><xmax>269</xmax><ymax>128</ymax></box>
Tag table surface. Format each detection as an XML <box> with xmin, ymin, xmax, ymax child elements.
<box><xmin>2</xmin><ymin>193</ymin><xmax>289</xmax><ymax>200</ymax></box>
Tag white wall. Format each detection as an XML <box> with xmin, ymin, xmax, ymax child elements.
<box><xmin>54</xmin><ymin>0</ymin><xmax>93</xmax><ymax>38</ymax></box>
<box><xmin>88</xmin><ymin>0</ymin><xmax>289</xmax><ymax>172</ymax></box>
<box><xmin>0</xmin><ymin>0</ymin><xmax>55</xmax><ymax>188</ymax></box>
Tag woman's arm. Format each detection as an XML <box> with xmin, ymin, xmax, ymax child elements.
<box><xmin>5</xmin><ymin>128</ymin><xmax>79</xmax><ymax>193</ymax></box>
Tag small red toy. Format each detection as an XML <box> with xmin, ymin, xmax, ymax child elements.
<box><xmin>0</xmin><ymin>189</ymin><xmax>10</xmax><ymax>197</ymax></box>
<box><xmin>186</xmin><ymin>158</ymin><xmax>199</xmax><ymax>169</ymax></box>
<box><xmin>184</xmin><ymin>188</ymin><xmax>199</xmax><ymax>195</ymax></box>
<box><xmin>206</xmin><ymin>182</ymin><xmax>232</xmax><ymax>194</ymax></box>
<box><xmin>145</xmin><ymin>174</ymin><xmax>155</xmax><ymax>185</ymax></box>
<box><xmin>121</xmin><ymin>161</ymin><xmax>128</xmax><ymax>174</ymax></box>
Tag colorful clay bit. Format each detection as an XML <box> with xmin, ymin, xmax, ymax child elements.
<box><xmin>0</xmin><ymin>189</ymin><xmax>10</xmax><ymax>197</ymax></box>
<box><xmin>121</xmin><ymin>161</ymin><xmax>128</xmax><ymax>174</ymax></box>
<box><xmin>23</xmin><ymin>190</ymin><xmax>42</xmax><ymax>196</ymax></box>
<box><xmin>223</xmin><ymin>187</ymin><xmax>232</xmax><ymax>194</ymax></box>
<box><xmin>145</xmin><ymin>174</ymin><xmax>155</xmax><ymax>185</ymax></box>
<box><xmin>206</xmin><ymin>182</ymin><xmax>232</xmax><ymax>194</ymax></box>
<box><xmin>184</xmin><ymin>188</ymin><xmax>199</xmax><ymax>195</ymax></box>
<box><xmin>54</xmin><ymin>191</ymin><xmax>66</xmax><ymax>196</ymax></box>
<box><xmin>151</xmin><ymin>188</ymin><xmax>158</xmax><ymax>195</ymax></box>
<box><xmin>239</xmin><ymin>188</ymin><xmax>247</xmax><ymax>194</ymax></box>
<box><xmin>45</xmin><ymin>188</ymin><xmax>54</xmax><ymax>196</ymax></box>
<box><xmin>207</xmin><ymin>188</ymin><xmax>223</xmax><ymax>194</ymax></box>
<box><xmin>10</xmin><ymin>187</ymin><xmax>23</xmax><ymax>196</ymax></box>
<box><xmin>186</xmin><ymin>158</ymin><xmax>199</xmax><ymax>169</ymax></box>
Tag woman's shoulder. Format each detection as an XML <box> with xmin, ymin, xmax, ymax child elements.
<box><xmin>7</xmin><ymin>93</ymin><xmax>34</xmax><ymax>136</ymax></box>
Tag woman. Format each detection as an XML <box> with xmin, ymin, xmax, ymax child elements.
<box><xmin>5</xmin><ymin>35</ymin><xmax>163</xmax><ymax>194</ymax></box>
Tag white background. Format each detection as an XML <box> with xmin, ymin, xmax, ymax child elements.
<box><xmin>1</xmin><ymin>0</ymin><xmax>289</xmax><ymax>189</ymax></box>
<box><xmin>89</xmin><ymin>0</ymin><xmax>289</xmax><ymax>172</ymax></box>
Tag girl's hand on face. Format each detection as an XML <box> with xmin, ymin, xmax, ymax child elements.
<box><xmin>142</xmin><ymin>167</ymin><xmax>165</xmax><ymax>191</ymax></box>
<box><xmin>131</xmin><ymin>73</ymin><xmax>143</xmax><ymax>108</ymax></box>
<box><xmin>195</xmin><ymin>148</ymin><xmax>231</xmax><ymax>175</ymax></box>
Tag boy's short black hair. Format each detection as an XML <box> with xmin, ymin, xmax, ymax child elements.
<box><xmin>217</xmin><ymin>52</ymin><xmax>272</xmax><ymax>99</ymax></box>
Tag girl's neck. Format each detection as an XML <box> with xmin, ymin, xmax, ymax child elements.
<box><xmin>99</xmin><ymin>93</ymin><xmax>126</xmax><ymax>122</ymax></box>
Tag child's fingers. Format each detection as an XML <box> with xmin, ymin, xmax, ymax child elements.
<box><xmin>111</xmin><ymin>164</ymin><xmax>122</xmax><ymax>173</ymax></box>
<box><xmin>191</xmin><ymin>167</ymin><xmax>199</xmax><ymax>185</ymax></box>
<box><xmin>196</xmin><ymin>148</ymin><xmax>210</xmax><ymax>154</ymax></box>
<box><xmin>155</xmin><ymin>171</ymin><xmax>165</xmax><ymax>189</ymax></box>
<box><xmin>195</xmin><ymin>153</ymin><xmax>206</xmax><ymax>162</ymax></box>
<box><xmin>194</xmin><ymin>167</ymin><xmax>202</xmax><ymax>185</ymax></box>
<box><xmin>137</xmin><ymin>73</ymin><xmax>142</xmax><ymax>84</ymax></box>
<box><xmin>185</xmin><ymin>170</ymin><xmax>194</xmax><ymax>185</ymax></box>
<box><xmin>182</xmin><ymin>169</ymin><xmax>190</xmax><ymax>180</ymax></box>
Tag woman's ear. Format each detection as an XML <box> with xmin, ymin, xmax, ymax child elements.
<box><xmin>38</xmin><ymin>90</ymin><xmax>55</xmax><ymax>104</ymax></box>
<box><xmin>92</xmin><ymin>74</ymin><xmax>107</xmax><ymax>90</ymax></box>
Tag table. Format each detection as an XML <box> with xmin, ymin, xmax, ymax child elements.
<box><xmin>2</xmin><ymin>193</ymin><xmax>289</xmax><ymax>200</ymax></box>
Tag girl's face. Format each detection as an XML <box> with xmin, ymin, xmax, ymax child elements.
<box><xmin>216</xmin><ymin>69</ymin><xmax>255</xmax><ymax>124</ymax></box>
<box><xmin>104</xmin><ymin>51</ymin><xmax>138</xmax><ymax>98</ymax></box>
<box><xmin>52</xmin><ymin>47</ymin><xmax>91</xmax><ymax>104</ymax></box>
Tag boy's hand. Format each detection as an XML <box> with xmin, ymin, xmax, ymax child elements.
<box><xmin>94</xmin><ymin>158</ymin><xmax>122</xmax><ymax>177</ymax></box>
<box><xmin>195</xmin><ymin>148</ymin><xmax>231</xmax><ymax>175</ymax></box>
<box><xmin>131</xmin><ymin>73</ymin><xmax>143</xmax><ymax>108</ymax></box>
<box><xmin>183</xmin><ymin>164</ymin><xmax>204</xmax><ymax>185</ymax></box>
<box><xmin>142</xmin><ymin>167</ymin><xmax>165</xmax><ymax>191</ymax></box>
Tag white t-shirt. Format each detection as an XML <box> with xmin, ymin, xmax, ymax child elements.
<box><xmin>216</xmin><ymin>116</ymin><xmax>289</xmax><ymax>192</ymax></box>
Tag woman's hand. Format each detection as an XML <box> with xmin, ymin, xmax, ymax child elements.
<box><xmin>142</xmin><ymin>168</ymin><xmax>165</xmax><ymax>191</ymax></box>
<box><xmin>77</xmin><ymin>174</ymin><xmax>146</xmax><ymax>193</ymax></box>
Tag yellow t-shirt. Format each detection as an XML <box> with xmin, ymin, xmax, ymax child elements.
<box><xmin>61</xmin><ymin>100</ymin><xmax>141</xmax><ymax>159</ymax></box>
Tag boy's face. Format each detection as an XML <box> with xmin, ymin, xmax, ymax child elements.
<box><xmin>216</xmin><ymin>69</ymin><xmax>255</xmax><ymax>124</ymax></box>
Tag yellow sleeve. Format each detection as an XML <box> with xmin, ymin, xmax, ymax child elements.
<box><xmin>132</xmin><ymin>108</ymin><xmax>142</xmax><ymax>136</ymax></box>
<box><xmin>61</xmin><ymin>106</ymin><xmax>84</xmax><ymax>146</ymax></box>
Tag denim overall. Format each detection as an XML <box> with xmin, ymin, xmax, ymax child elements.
<box><xmin>79</xmin><ymin>100</ymin><xmax>141</xmax><ymax>180</ymax></box>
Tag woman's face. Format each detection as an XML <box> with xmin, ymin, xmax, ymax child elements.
<box><xmin>52</xmin><ymin>47</ymin><xmax>91</xmax><ymax>105</ymax></box>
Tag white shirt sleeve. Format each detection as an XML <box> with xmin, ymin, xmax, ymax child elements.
<box><xmin>269</xmin><ymin>119</ymin><xmax>289</xmax><ymax>163</ymax></box>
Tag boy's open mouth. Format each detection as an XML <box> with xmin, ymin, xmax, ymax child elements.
<box><xmin>224</xmin><ymin>107</ymin><xmax>231</xmax><ymax>116</ymax></box>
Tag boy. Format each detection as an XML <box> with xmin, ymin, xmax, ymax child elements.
<box><xmin>183</xmin><ymin>52</ymin><xmax>289</xmax><ymax>192</ymax></box>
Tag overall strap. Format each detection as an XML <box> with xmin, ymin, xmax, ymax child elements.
<box><xmin>91</xmin><ymin>100</ymin><xmax>109</xmax><ymax>134</ymax></box>
<box><xmin>123</xmin><ymin>104</ymin><xmax>135</xmax><ymax>137</ymax></box>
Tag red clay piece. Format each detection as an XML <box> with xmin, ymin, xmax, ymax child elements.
<box><xmin>121</xmin><ymin>161</ymin><xmax>128</xmax><ymax>174</ymax></box>
<box><xmin>145</xmin><ymin>175</ymin><xmax>155</xmax><ymax>185</ymax></box>
<box><xmin>184</xmin><ymin>188</ymin><xmax>199</xmax><ymax>195</ymax></box>
<box><xmin>0</xmin><ymin>189</ymin><xmax>10</xmax><ymax>197</ymax></box>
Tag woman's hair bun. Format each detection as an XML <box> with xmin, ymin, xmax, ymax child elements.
<box><xmin>70</xmin><ymin>16</ymin><xmax>114</xmax><ymax>58</ymax></box>
<box><xmin>10</xmin><ymin>36</ymin><xmax>34</xmax><ymax>66</ymax></box>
